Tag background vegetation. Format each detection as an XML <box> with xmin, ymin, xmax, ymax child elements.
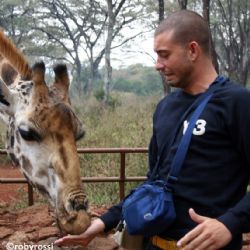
<box><xmin>76</xmin><ymin>94</ymin><xmax>158</xmax><ymax>205</ymax></box>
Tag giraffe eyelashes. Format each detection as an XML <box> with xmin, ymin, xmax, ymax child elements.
<box><xmin>75</xmin><ymin>130</ymin><xmax>85</xmax><ymax>141</ymax></box>
<box><xmin>18</xmin><ymin>127</ymin><xmax>42</xmax><ymax>142</ymax></box>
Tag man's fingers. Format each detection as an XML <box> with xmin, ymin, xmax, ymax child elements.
<box><xmin>177</xmin><ymin>224</ymin><xmax>203</xmax><ymax>247</ymax></box>
<box><xmin>54</xmin><ymin>235</ymin><xmax>82</xmax><ymax>245</ymax></box>
<box><xmin>180</xmin><ymin>230</ymin><xmax>212</xmax><ymax>250</ymax></box>
<box><xmin>194</xmin><ymin>238</ymin><xmax>213</xmax><ymax>250</ymax></box>
<box><xmin>189</xmin><ymin>208</ymin><xmax>207</xmax><ymax>224</ymax></box>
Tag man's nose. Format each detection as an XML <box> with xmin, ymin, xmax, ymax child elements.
<box><xmin>155</xmin><ymin>57</ymin><xmax>164</xmax><ymax>71</ymax></box>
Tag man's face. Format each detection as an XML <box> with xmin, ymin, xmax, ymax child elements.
<box><xmin>154</xmin><ymin>30</ymin><xmax>193</xmax><ymax>89</ymax></box>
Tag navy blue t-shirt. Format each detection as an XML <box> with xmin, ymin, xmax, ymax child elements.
<box><xmin>101</xmin><ymin>79</ymin><xmax>250</xmax><ymax>249</ymax></box>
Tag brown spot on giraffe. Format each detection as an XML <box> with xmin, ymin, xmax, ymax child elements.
<box><xmin>1</xmin><ymin>62</ymin><xmax>18</xmax><ymax>85</ymax></box>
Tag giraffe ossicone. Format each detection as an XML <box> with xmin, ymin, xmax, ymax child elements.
<box><xmin>0</xmin><ymin>30</ymin><xmax>91</xmax><ymax>234</ymax></box>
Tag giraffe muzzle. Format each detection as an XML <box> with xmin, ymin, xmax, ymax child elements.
<box><xmin>56</xmin><ymin>192</ymin><xmax>91</xmax><ymax>235</ymax></box>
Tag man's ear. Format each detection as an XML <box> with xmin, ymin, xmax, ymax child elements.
<box><xmin>188</xmin><ymin>41</ymin><xmax>200</xmax><ymax>61</ymax></box>
<box><xmin>0</xmin><ymin>78</ymin><xmax>16</xmax><ymax>116</ymax></box>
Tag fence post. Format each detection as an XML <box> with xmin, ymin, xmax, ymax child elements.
<box><xmin>120</xmin><ymin>152</ymin><xmax>126</xmax><ymax>200</ymax></box>
<box><xmin>28</xmin><ymin>183</ymin><xmax>34</xmax><ymax>206</ymax></box>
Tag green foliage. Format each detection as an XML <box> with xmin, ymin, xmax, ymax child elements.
<box><xmin>93</xmin><ymin>88</ymin><xmax>121</xmax><ymax>109</ymax></box>
<box><xmin>0</xmin><ymin>123</ymin><xmax>11</xmax><ymax>164</ymax></box>
<box><xmin>93</xmin><ymin>88</ymin><xmax>105</xmax><ymax>102</ymax></box>
<box><xmin>112</xmin><ymin>64</ymin><xmax>163</xmax><ymax>96</ymax></box>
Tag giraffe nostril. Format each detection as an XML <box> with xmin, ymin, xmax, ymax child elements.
<box><xmin>70</xmin><ymin>199</ymin><xmax>88</xmax><ymax>211</ymax></box>
<box><xmin>75</xmin><ymin>203</ymin><xmax>87</xmax><ymax>211</ymax></box>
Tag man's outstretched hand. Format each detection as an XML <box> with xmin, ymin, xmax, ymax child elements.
<box><xmin>54</xmin><ymin>218</ymin><xmax>105</xmax><ymax>247</ymax></box>
<box><xmin>177</xmin><ymin>208</ymin><xmax>232</xmax><ymax>250</ymax></box>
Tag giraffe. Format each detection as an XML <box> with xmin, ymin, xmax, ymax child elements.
<box><xmin>0</xmin><ymin>30</ymin><xmax>91</xmax><ymax>235</ymax></box>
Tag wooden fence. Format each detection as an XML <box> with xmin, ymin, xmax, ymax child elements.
<box><xmin>0</xmin><ymin>148</ymin><xmax>148</xmax><ymax>205</ymax></box>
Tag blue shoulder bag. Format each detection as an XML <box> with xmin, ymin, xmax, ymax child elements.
<box><xmin>122</xmin><ymin>76</ymin><xmax>227</xmax><ymax>236</ymax></box>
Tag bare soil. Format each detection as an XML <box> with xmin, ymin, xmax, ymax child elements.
<box><xmin>0</xmin><ymin>165</ymin><xmax>250</xmax><ymax>250</ymax></box>
<box><xmin>0</xmin><ymin>165</ymin><xmax>120</xmax><ymax>250</ymax></box>
<box><xmin>0</xmin><ymin>164</ymin><xmax>27</xmax><ymax>204</ymax></box>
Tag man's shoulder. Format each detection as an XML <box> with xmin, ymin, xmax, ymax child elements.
<box><xmin>220</xmin><ymin>79</ymin><xmax>250</xmax><ymax>99</ymax></box>
<box><xmin>153</xmin><ymin>90</ymin><xmax>186</xmax><ymax>120</ymax></box>
<box><xmin>213</xmin><ymin>79</ymin><xmax>250</xmax><ymax>112</ymax></box>
<box><xmin>157</xmin><ymin>89</ymin><xmax>181</xmax><ymax>106</ymax></box>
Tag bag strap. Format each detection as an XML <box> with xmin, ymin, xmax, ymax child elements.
<box><xmin>149</xmin><ymin>75</ymin><xmax>228</xmax><ymax>182</ymax></box>
<box><xmin>166</xmin><ymin>93</ymin><xmax>212</xmax><ymax>188</ymax></box>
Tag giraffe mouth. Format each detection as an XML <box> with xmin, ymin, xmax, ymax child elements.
<box><xmin>56</xmin><ymin>209</ymin><xmax>91</xmax><ymax>235</ymax></box>
<box><xmin>56</xmin><ymin>193</ymin><xmax>91</xmax><ymax>235</ymax></box>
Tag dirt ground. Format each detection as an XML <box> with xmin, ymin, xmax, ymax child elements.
<box><xmin>0</xmin><ymin>165</ymin><xmax>121</xmax><ymax>250</ymax></box>
<box><xmin>0</xmin><ymin>165</ymin><xmax>250</xmax><ymax>250</ymax></box>
<box><xmin>0</xmin><ymin>164</ymin><xmax>27</xmax><ymax>203</ymax></box>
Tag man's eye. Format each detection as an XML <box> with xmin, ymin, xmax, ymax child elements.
<box><xmin>159</xmin><ymin>52</ymin><xmax>169</xmax><ymax>58</ymax></box>
<box><xmin>18</xmin><ymin>127</ymin><xmax>42</xmax><ymax>142</ymax></box>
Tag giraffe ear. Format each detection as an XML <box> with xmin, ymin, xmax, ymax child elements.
<box><xmin>30</xmin><ymin>61</ymin><xmax>49</xmax><ymax>105</ymax></box>
<box><xmin>0</xmin><ymin>78</ymin><xmax>17</xmax><ymax>117</ymax></box>
<box><xmin>32</xmin><ymin>61</ymin><xmax>46</xmax><ymax>85</ymax></box>
<box><xmin>52</xmin><ymin>64</ymin><xmax>70</xmax><ymax>103</ymax></box>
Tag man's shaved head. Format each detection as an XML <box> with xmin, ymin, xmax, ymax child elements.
<box><xmin>155</xmin><ymin>10</ymin><xmax>212</xmax><ymax>56</ymax></box>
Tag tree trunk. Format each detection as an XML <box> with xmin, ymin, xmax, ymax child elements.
<box><xmin>87</xmin><ymin>61</ymin><xmax>94</xmax><ymax>96</ymax></box>
<box><xmin>215</xmin><ymin>0</ymin><xmax>249</xmax><ymax>86</ymax></box>
<box><xmin>75</xmin><ymin>57</ymin><xmax>83</xmax><ymax>98</ymax></box>
<box><xmin>202</xmin><ymin>0</ymin><xmax>219</xmax><ymax>73</ymax></box>
<box><xmin>158</xmin><ymin>0</ymin><xmax>171</xmax><ymax>96</ymax></box>
<box><xmin>158</xmin><ymin>0</ymin><xmax>164</xmax><ymax>22</ymax></box>
<box><xmin>103</xmin><ymin>0</ymin><xmax>115</xmax><ymax>105</ymax></box>
<box><xmin>178</xmin><ymin>0</ymin><xmax>188</xmax><ymax>9</ymax></box>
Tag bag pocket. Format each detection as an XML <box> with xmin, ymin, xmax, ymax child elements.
<box><xmin>122</xmin><ymin>182</ymin><xmax>176</xmax><ymax>236</ymax></box>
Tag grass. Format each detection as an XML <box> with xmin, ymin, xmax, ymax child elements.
<box><xmin>75</xmin><ymin>93</ymin><xmax>159</xmax><ymax>205</ymax></box>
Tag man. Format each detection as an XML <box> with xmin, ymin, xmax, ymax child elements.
<box><xmin>55</xmin><ymin>10</ymin><xmax>250</xmax><ymax>250</ymax></box>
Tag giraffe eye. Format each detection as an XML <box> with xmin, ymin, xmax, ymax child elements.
<box><xmin>18</xmin><ymin>127</ymin><xmax>42</xmax><ymax>142</ymax></box>
<box><xmin>75</xmin><ymin>130</ymin><xmax>85</xmax><ymax>141</ymax></box>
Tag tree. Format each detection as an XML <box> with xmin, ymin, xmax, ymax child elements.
<box><xmin>103</xmin><ymin>0</ymin><xmax>117</xmax><ymax>104</ymax></box>
<box><xmin>29</xmin><ymin>0</ymin><xmax>151</xmax><ymax>97</ymax></box>
<box><xmin>211</xmin><ymin>0</ymin><xmax>250</xmax><ymax>86</ymax></box>
<box><xmin>0</xmin><ymin>0</ymin><xmax>40</xmax><ymax>58</ymax></box>
<box><xmin>158</xmin><ymin>0</ymin><xmax>165</xmax><ymax>21</ymax></box>
<box><xmin>112</xmin><ymin>63</ymin><xmax>162</xmax><ymax>95</ymax></box>
<box><xmin>101</xmin><ymin>0</ymin><xmax>151</xmax><ymax>103</ymax></box>
<box><xmin>202</xmin><ymin>0</ymin><xmax>219</xmax><ymax>73</ymax></box>
<box><xmin>178</xmin><ymin>0</ymin><xmax>188</xmax><ymax>9</ymax></box>
<box><xmin>157</xmin><ymin>0</ymin><xmax>171</xmax><ymax>95</ymax></box>
<box><xmin>30</xmin><ymin>0</ymin><xmax>104</xmax><ymax>96</ymax></box>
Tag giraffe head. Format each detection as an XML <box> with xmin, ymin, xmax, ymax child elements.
<box><xmin>0</xmin><ymin>30</ymin><xmax>91</xmax><ymax>234</ymax></box>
